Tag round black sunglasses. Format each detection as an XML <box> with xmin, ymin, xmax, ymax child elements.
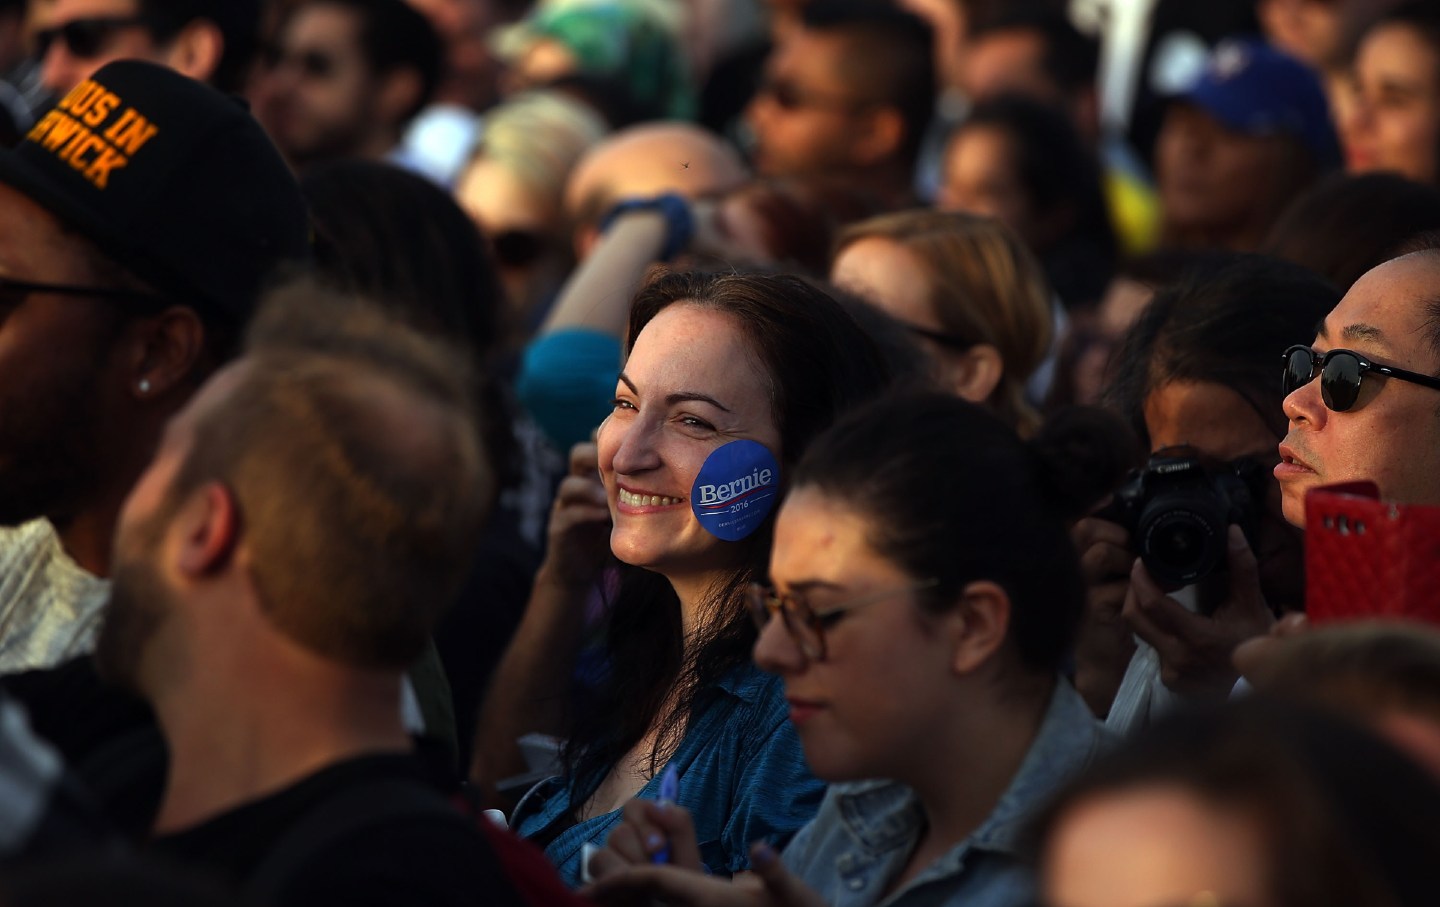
<box><xmin>1282</xmin><ymin>344</ymin><xmax>1440</xmax><ymax>412</ymax></box>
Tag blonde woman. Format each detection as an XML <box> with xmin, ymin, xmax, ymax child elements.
<box><xmin>831</xmin><ymin>210</ymin><xmax>1055</xmax><ymax>436</ymax></box>
<box><xmin>455</xmin><ymin>90</ymin><xmax>607</xmax><ymax>336</ymax></box>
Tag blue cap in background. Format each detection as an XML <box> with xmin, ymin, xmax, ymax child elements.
<box><xmin>1176</xmin><ymin>38</ymin><xmax>1341</xmax><ymax>167</ymax></box>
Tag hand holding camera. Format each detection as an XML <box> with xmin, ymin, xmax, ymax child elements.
<box><xmin>1092</xmin><ymin>447</ymin><xmax>1276</xmax><ymax>700</ymax></box>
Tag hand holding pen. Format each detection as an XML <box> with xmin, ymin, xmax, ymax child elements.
<box><xmin>591</xmin><ymin>777</ymin><xmax>705</xmax><ymax>874</ymax></box>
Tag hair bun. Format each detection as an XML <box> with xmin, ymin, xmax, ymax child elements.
<box><xmin>1028</xmin><ymin>405</ymin><xmax>1142</xmax><ymax>520</ymax></box>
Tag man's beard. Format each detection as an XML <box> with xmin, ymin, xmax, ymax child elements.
<box><xmin>94</xmin><ymin>537</ymin><xmax>171</xmax><ymax>695</ymax></box>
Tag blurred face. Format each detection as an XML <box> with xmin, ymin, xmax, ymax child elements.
<box><xmin>753</xmin><ymin>487</ymin><xmax>954</xmax><ymax>782</ymax></box>
<box><xmin>455</xmin><ymin>158</ymin><xmax>566</xmax><ymax>319</ymax></box>
<box><xmin>597</xmin><ymin>304</ymin><xmax>781</xmax><ymax>577</ymax></box>
<box><xmin>1278</xmin><ymin>254</ymin><xmax>1440</xmax><ymax>526</ymax></box>
<box><xmin>1157</xmin><ymin>104</ymin><xmax>1294</xmax><ymax>238</ymax></box>
<box><xmin>1145</xmin><ymin>380</ymin><xmax>1304</xmax><ymax>611</ymax></box>
<box><xmin>1341</xmin><ymin>23</ymin><xmax>1440</xmax><ymax>184</ymax></box>
<box><xmin>831</xmin><ymin>236</ymin><xmax>965</xmax><ymax>385</ymax></box>
<box><xmin>938</xmin><ymin>125</ymin><xmax>1038</xmax><ymax>244</ymax></box>
<box><xmin>744</xmin><ymin>29</ymin><xmax>873</xmax><ymax>177</ymax></box>
<box><xmin>961</xmin><ymin>29</ymin><xmax>1056</xmax><ymax>103</ymax></box>
<box><xmin>1041</xmin><ymin>785</ymin><xmax>1274</xmax><ymax>907</ymax></box>
<box><xmin>256</xmin><ymin>3</ymin><xmax>383</xmax><ymax>166</ymax></box>
<box><xmin>38</xmin><ymin>0</ymin><xmax>161</xmax><ymax>96</ymax></box>
<box><xmin>0</xmin><ymin>183</ymin><xmax>125</xmax><ymax>526</ymax></box>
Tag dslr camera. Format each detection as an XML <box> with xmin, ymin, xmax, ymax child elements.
<box><xmin>1098</xmin><ymin>446</ymin><xmax>1263</xmax><ymax>588</ymax></box>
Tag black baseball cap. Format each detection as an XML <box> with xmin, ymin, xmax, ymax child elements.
<box><xmin>0</xmin><ymin>60</ymin><xmax>309</xmax><ymax>323</ymax></box>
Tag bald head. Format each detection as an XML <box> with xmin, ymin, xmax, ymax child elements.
<box><xmin>564</xmin><ymin>122</ymin><xmax>748</xmax><ymax>251</ymax></box>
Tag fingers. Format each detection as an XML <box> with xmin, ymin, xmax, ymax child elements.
<box><xmin>1122</xmin><ymin>561</ymin><xmax>1187</xmax><ymax>654</ymax></box>
<box><xmin>1233</xmin><ymin>613</ymin><xmax>1309</xmax><ymax>683</ymax></box>
<box><xmin>606</xmin><ymin>799</ymin><xmax>705</xmax><ymax>872</ymax></box>
<box><xmin>1072</xmin><ymin>518</ymin><xmax>1133</xmax><ymax>584</ymax></box>
<box><xmin>1222</xmin><ymin>526</ymin><xmax>1266</xmax><ymax>614</ymax></box>
<box><xmin>749</xmin><ymin>842</ymin><xmax>827</xmax><ymax>907</ymax></box>
<box><xmin>570</xmin><ymin>441</ymin><xmax>599</xmax><ymax>477</ymax></box>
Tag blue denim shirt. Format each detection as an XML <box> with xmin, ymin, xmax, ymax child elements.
<box><xmin>511</xmin><ymin>664</ymin><xmax>825</xmax><ymax>887</ymax></box>
<box><xmin>781</xmin><ymin>680</ymin><xmax>1107</xmax><ymax>907</ymax></box>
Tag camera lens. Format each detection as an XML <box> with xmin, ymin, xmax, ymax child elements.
<box><xmin>1139</xmin><ymin>509</ymin><xmax>1223</xmax><ymax>586</ymax></box>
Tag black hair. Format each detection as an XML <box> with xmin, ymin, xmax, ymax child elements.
<box><xmin>801</xmin><ymin>0</ymin><xmax>936</xmax><ymax>167</ymax></box>
<box><xmin>792</xmin><ymin>392</ymin><xmax>1130</xmax><ymax>675</ymax></box>
<box><xmin>970</xmin><ymin>7</ymin><xmax>1100</xmax><ymax>97</ymax></box>
<box><xmin>1266</xmin><ymin>172</ymin><xmax>1440</xmax><ymax>290</ymax></box>
<box><xmin>1106</xmin><ymin>254</ymin><xmax>1341</xmax><ymax>446</ymax></box>
<box><xmin>139</xmin><ymin>0</ymin><xmax>262</xmax><ymax>94</ymax></box>
<box><xmin>302</xmin><ymin>0</ymin><xmax>443</xmax><ymax>121</ymax></box>
<box><xmin>565</xmin><ymin>270</ymin><xmax>891</xmax><ymax>794</ymax></box>
<box><xmin>1372</xmin><ymin>1</ymin><xmax>1440</xmax><ymax>51</ymax></box>
<box><xmin>300</xmin><ymin>159</ymin><xmax>516</xmax><ymax>490</ymax></box>
<box><xmin>957</xmin><ymin>93</ymin><xmax>1117</xmax><ymax>307</ymax></box>
<box><xmin>1029</xmin><ymin>699</ymin><xmax>1440</xmax><ymax>907</ymax></box>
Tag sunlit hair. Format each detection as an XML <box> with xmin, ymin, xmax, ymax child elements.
<box><xmin>457</xmin><ymin>89</ymin><xmax>608</xmax><ymax>223</ymax></box>
<box><xmin>165</xmin><ymin>280</ymin><xmax>492</xmax><ymax>668</ymax></box>
<box><xmin>836</xmin><ymin>209</ymin><xmax>1053</xmax><ymax>436</ymax></box>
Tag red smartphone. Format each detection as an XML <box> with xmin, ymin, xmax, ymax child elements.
<box><xmin>1306</xmin><ymin>482</ymin><xmax>1440</xmax><ymax>624</ymax></box>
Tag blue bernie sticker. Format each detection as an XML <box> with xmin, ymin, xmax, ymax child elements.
<box><xmin>691</xmin><ymin>440</ymin><xmax>781</xmax><ymax>541</ymax></box>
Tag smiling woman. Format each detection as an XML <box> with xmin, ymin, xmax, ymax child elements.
<box><xmin>582</xmin><ymin>391</ymin><xmax>1122</xmax><ymax>907</ymax></box>
<box><xmin>488</xmin><ymin>270</ymin><xmax>891</xmax><ymax>885</ymax></box>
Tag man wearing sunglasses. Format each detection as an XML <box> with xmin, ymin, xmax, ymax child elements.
<box><xmin>35</xmin><ymin>0</ymin><xmax>260</xmax><ymax>98</ymax></box>
<box><xmin>1278</xmin><ymin>246</ymin><xmax>1440</xmax><ymax>526</ymax></box>
<box><xmin>0</xmin><ymin>60</ymin><xmax>307</xmax><ymax>673</ymax></box>
<box><xmin>252</xmin><ymin>0</ymin><xmax>441</xmax><ymax>170</ymax></box>
<box><xmin>743</xmin><ymin>0</ymin><xmax>934</xmax><ymax>208</ymax></box>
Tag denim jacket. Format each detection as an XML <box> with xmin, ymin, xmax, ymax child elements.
<box><xmin>511</xmin><ymin>664</ymin><xmax>825</xmax><ymax>887</ymax></box>
<box><xmin>781</xmin><ymin>679</ymin><xmax>1107</xmax><ymax>907</ymax></box>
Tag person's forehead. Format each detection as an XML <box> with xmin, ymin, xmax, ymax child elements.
<box><xmin>770</xmin><ymin>28</ymin><xmax>850</xmax><ymax>86</ymax></box>
<box><xmin>0</xmin><ymin>183</ymin><xmax>90</xmax><ymax>272</ymax></box>
<box><xmin>286</xmin><ymin>2</ymin><xmax>364</xmax><ymax>46</ymax></box>
<box><xmin>1324</xmin><ymin>254</ymin><xmax>1440</xmax><ymax>354</ymax></box>
<box><xmin>966</xmin><ymin>29</ymin><xmax>1052</xmax><ymax>96</ymax></box>
<box><xmin>50</xmin><ymin>0</ymin><xmax>141</xmax><ymax>21</ymax></box>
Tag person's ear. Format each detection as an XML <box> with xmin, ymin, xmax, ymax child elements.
<box><xmin>950</xmin><ymin>579</ymin><xmax>1010</xmax><ymax>674</ymax></box>
<box><xmin>947</xmin><ymin>342</ymin><xmax>1004</xmax><ymax>404</ymax></box>
<box><xmin>851</xmin><ymin>106</ymin><xmax>906</xmax><ymax>167</ymax></box>
<box><xmin>176</xmin><ymin>483</ymin><xmax>241</xmax><ymax>578</ymax></box>
<box><xmin>377</xmin><ymin>67</ymin><xmax>423</xmax><ymax>127</ymax></box>
<box><xmin>164</xmin><ymin>20</ymin><xmax>225</xmax><ymax>84</ymax></box>
<box><xmin>128</xmin><ymin>307</ymin><xmax>207</xmax><ymax>402</ymax></box>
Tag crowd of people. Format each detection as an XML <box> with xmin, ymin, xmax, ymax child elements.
<box><xmin>0</xmin><ymin>0</ymin><xmax>1438</xmax><ymax>905</ymax></box>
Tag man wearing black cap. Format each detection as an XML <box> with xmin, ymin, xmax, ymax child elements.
<box><xmin>0</xmin><ymin>60</ymin><xmax>308</xmax><ymax>673</ymax></box>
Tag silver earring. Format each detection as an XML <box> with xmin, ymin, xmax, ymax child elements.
<box><xmin>138</xmin><ymin>379</ymin><xmax>151</xmax><ymax>394</ymax></box>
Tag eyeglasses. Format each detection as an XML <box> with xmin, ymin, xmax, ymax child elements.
<box><xmin>746</xmin><ymin>578</ymin><xmax>939</xmax><ymax>660</ymax></box>
<box><xmin>263</xmin><ymin>46</ymin><xmax>339</xmax><ymax>80</ymax></box>
<box><xmin>35</xmin><ymin>16</ymin><xmax>157</xmax><ymax>60</ymax></box>
<box><xmin>0</xmin><ymin>275</ymin><xmax>168</xmax><ymax>309</ymax></box>
<box><xmin>757</xmin><ymin>77</ymin><xmax>870</xmax><ymax>115</ymax></box>
<box><xmin>1282</xmin><ymin>344</ymin><xmax>1440</xmax><ymax>412</ymax></box>
<box><xmin>902</xmin><ymin>321</ymin><xmax>976</xmax><ymax>352</ymax></box>
<box><xmin>489</xmin><ymin>229</ymin><xmax>548</xmax><ymax>269</ymax></box>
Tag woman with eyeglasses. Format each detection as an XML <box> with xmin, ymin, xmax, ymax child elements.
<box><xmin>582</xmin><ymin>391</ymin><xmax>1117</xmax><ymax>907</ymax></box>
<box><xmin>485</xmin><ymin>270</ymin><xmax>890</xmax><ymax>885</ymax></box>
<box><xmin>830</xmin><ymin>210</ymin><xmax>1056</xmax><ymax>437</ymax></box>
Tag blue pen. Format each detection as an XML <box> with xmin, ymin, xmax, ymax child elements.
<box><xmin>652</xmin><ymin>765</ymin><xmax>679</xmax><ymax>864</ymax></box>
